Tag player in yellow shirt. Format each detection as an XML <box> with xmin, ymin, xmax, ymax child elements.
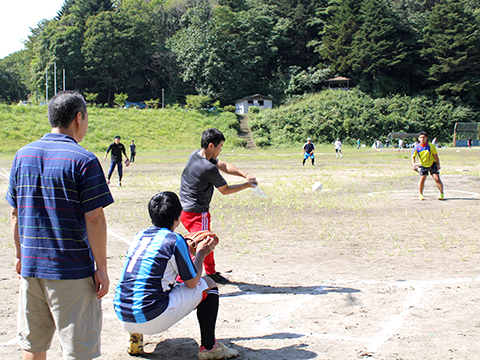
<box><xmin>411</xmin><ymin>131</ymin><xmax>444</xmax><ymax>200</ymax></box>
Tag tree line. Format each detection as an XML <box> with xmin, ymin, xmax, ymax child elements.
<box><xmin>1</xmin><ymin>0</ymin><xmax>480</xmax><ymax>115</ymax></box>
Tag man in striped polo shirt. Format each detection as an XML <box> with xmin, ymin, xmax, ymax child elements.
<box><xmin>6</xmin><ymin>91</ymin><xmax>114</xmax><ymax>360</ymax></box>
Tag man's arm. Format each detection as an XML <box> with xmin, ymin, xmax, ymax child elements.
<box><xmin>10</xmin><ymin>207</ymin><xmax>21</xmax><ymax>276</ymax></box>
<box><xmin>184</xmin><ymin>238</ymin><xmax>216</xmax><ymax>289</ymax></box>
<box><xmin>433</xmin><ymin>153</ymin><xmax>441</xmax><ymax>170</ymax></box>
<box><xmin>122</xmin><ymin>146</ymin><xmax>129</xmax><ymax>161</ymax></box>
<box><xmin>216</xmin><ymin>159</ymin><xmax>255</xmax><ymax>181</ymax></box>
<box><xmin>103</xmin><ymin>145</ymin><xmax>111</xmax><ymax>161</ymax></box>
<box><xmin>85</xmin><ymin>207</ymin><xmax>109</xmax><ymax>299</ymax></box>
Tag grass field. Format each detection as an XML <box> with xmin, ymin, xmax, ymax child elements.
<box><xmin>1</xmin><ymin>145</ymin><xmax>480</xmax><ymax>359</ymax></box>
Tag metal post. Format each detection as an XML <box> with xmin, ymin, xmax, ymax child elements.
<box><xmin>46</xmin><ymin>68</ymin><xmax>48</xmax><ymax>103</ymax></box>
<box><xmin>54</xmin><ymin>62</ymin><xmax>57</xmax><ymax>95</ymax></box>
<box><xmin>162</xmin><ymin>88</ymin><xmax>164</xmax><ymax>108</ymax></box>
<box><xmin>63</xmin><ymin>69</ymin><xmax>65</xmax><ymax>91</ymax></box>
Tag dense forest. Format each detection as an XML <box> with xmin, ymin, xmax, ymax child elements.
<box><xmin>1</xmin><ymin>0</ymin><xmax>480</xmax><ymax>114</ymax></box>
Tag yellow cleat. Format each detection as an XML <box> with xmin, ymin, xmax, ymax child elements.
<box><xmin>127</xmin><ymin>333</ymin><xmax>143</xmax><ymax>356</ymax></box>
<box><xmin>419</xmin><ymin>194</ymin><xmax>424</xmax><ymax>201</ymax></box>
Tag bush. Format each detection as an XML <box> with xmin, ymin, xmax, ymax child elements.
<box><xmin>185</xmin><ymin>95</ymin><xmax>212</xmax><ymax>110</ymax></box>
<box><xmin>249</xmin><ymin>106</ymin><xmax>260</xmax><ymax>114</ymax></box>
<box><xmin>145</xmin><ymin>99</ymin><xmax>160</xmax><ymax>108</ymax></box>
<box><xmin>233</xmin><ymin>138</ymin><xmax>248</xmax><ymax>148</ymax></box>
<box><xmin>114</xmin><ymin>93</ymin><xmax>128</xmax><ymax>107</ymax></box>
<box><xmin>223</xmin><ymin>105</ymin><xmax>236</xmax><ymax>113</ymax></box>
<box><xmin>255</xmin><ymin>137</ymin><xmax>270</xmax><ymax>148</ymax></box>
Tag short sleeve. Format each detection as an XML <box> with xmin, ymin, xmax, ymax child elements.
<box><xmin>5</xmin><ymin>157</ymin><xmax>18</xmax><ymax>208</ymax></box>
<box><xmin>79</xmin><ymin>157</ymin><xmax>114</xmax><ymax>213</ymax></box>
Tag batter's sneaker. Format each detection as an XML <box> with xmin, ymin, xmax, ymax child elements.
<box><xmin>207</xmin><ymin>272</ymin><xmax>230</xmax><ymax>284</ymax></box>
<box><xmin>438</xmin><ymin>193</ymin><xmax>444</xmax><ymax>200</ymax></box>
<box><xmin>198</xmin><ymin>340</ymin><xmax>238</xmax><ymax>359</ymax></box>
<box><xmin>127</xmin><ymin>333</ymin><xmax>143</xmax><ymax>355</ymax></box>
<box><xmin>419</xmin><ymin>194</ymin><xmax>424</xmax><ymax>201</ymax></box>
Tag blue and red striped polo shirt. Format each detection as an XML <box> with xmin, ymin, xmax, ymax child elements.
<box><xmin>5</xmin><ymin>133</ymin><xmax>114</xmax><ymax>280</ymax></box>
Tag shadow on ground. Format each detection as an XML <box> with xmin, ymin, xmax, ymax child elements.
<box><xmin>141</xmin><ymin>333</ymin><xmax>317</xmax><ymax>359</ymax></box>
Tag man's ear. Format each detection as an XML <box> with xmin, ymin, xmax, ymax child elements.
<box><xmin>74</xmin><ymin>111</ymin><xmax>83</xmax><ymax>126</ymax></box>
<box><xmin>208</xmin><ymin>142</ymin><xmax>215</xmax><ymax>149</ymax></box>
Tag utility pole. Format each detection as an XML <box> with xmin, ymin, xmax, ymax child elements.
<box><xmin>63</xmin><ymin>69</ymin><xmax>65</xmax><ymax>91</ymax></box>
<box><xmin>162</xmin><ymin>88</ymin><xmax>164</xmax><ymax>108</ymax></box>
<box><xmin>46</xmin><ymin>68</ymin><xmax>48</xmax><ymax>103</ymax></box>
<box><xmin>54</xmin><ymin>62</ymin><xmax>57</xmax><ymax>95</ymax></box>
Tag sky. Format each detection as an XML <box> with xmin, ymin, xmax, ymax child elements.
<box><xmin>0</xmin><ymin>0</ymin><xmax>65</xmax><ymax>59</ymax></box>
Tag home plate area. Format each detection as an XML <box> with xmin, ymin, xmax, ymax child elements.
<box><xmin>98</xmin><ymin>277</ymin><xmax>480</xmax><ymax>359</ymax></box>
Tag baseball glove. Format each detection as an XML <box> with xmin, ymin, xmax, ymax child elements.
<box><xmin>184</xmin><ymin>230</ymin><xmax>219</xmax><ymax>249</ymax></box>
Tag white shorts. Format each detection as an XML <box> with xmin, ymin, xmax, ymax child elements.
<box><xmin>120</xmin><ymin>278</ymin><xmax>209</xmax><ymax>334</ymax></box>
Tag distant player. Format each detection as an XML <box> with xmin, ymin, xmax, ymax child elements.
<box><xmin>302</xmin><ymin>138</ymin><xmax>315</xmax><ymax>166</ymax></box>
<box><xmin>104</xmin><ymin>135</ymin><xmax>129</xmax><ymax>186</ymax></box>
<box><xmin>334</xmin><ymin>138</ymin><xmax>343</xmax><ymax>157</ymax></box>
<box><xmin>357</xmin><ymin>138</ymin><xmax>361</xmax><ymax>150</ymax></box>
<box><xmin>398</xmin><ymin>138</ymin><xmax>404</xmax><ymax>152</ymax></box>
<box><xmin>411</xmin><ymin>131</ymin><xmax>444</xmax><ymax>200</ymax></box>
<box><xmin>130</xmin><ymin>140</ymin><xmax>137</xmax><ymax>162</ymax></box>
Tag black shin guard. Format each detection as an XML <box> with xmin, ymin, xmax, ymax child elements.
<box><xmin>197</xmin><ymin>287</ymin><xmax>219</xmax><ymax>350</ymax></box>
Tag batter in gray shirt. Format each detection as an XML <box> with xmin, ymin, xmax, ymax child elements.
<box><xmin>180</xmin><ymin>150</ymin><xmax>227</xmax><ymax>213</ymax></box>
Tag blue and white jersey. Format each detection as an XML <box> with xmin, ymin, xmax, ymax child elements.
<box><xmin>114</xmin><ymin>226</ymin><xmax>197</xmax><ymax>323</ymax></box>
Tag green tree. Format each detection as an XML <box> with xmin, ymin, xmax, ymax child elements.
<box><xmin>0</xmin><ymin>69</ymin><xmax>29</xmax><ymax>102</ymax></box>
<box><xmin>168</xmin><ymin>2</ymin><xmax>284</xmax><ymax>103</ymax></box>
<box><xmin>82</xmin><ymin>11</ymin><xmax>154</xmax><ymax>104</ymax></box>
<box><xmin>317</xmin><ymin>0</ymin><xmax>362</xmax><ymax>74</ymax></box>
<box><xmin>351</xmin><ymin>0</ymin><xmax>418</xmax><ymax>96</ymax></box>
<box><xmin>421</xmin><ymin>0</ymin><xmax>480</xmax><ymax>108</ymax></box>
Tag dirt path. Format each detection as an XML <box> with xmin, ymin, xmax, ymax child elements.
<box><xmin>238</xmin><ymin>114</ymin><xmax>256</xmax><ymax>149</ymax></box>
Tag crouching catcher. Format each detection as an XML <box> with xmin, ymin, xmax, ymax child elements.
<box><xmin>114</xmin><ymin>192</ymin><xmax>238</xmax><ymax>359</ymax></box>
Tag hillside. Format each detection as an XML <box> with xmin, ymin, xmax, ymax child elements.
<box><xmin>0</xmin><ymin>105</ymin><xmax>240</xmax><ymax>153</ymax></box>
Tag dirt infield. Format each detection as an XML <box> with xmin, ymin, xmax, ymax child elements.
<box><xmin>1</xmin><ymin>147</ymin><xmax>480</xmax><ymax>360</ymax></box>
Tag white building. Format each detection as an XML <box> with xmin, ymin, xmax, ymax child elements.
<box><xmin>234</xmin><ymin>94</ymin><xmax>273</xmax><ymax>114</ymax></box>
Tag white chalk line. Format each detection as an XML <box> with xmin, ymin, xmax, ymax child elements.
<box><xmin>236</xmin><ymin>277</ymin><xmax>479</xmax><ymax>350</ymax></box>
<box><xmin>108</xmin><ymin>229</ymin><xmax>131</xmax><ymax>245</ymax></box>
<box><xmin>0</xmin><ymin>168</ymin><xmax>9</xmax><ymax>180</ymax></box>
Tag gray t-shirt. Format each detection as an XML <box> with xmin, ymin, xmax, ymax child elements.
<box><xmin>180</xmin><ymin>150</ymin><xmax>227</xmax><ymax>213</ymax></box>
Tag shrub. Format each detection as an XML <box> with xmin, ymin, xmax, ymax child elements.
<box><xmin>255</xmin><ymin>137</ymin><xmax>270</xmax><ymax>148</ymax></box>
<box><xmin>223</xmin><ymin>105</ymin><xmax>236</xmax><ymax>113</ymax></box>
<box><xmin>186</xmin><ymin>95</ymin><xmax>212</xmax><ymax>110</ymax></box>
<box><xmin>114</xmin><ymin>93</ymin><xmax>129</xmax><ymax>107</ymax></box>
<box><xmin>249</xmin><ymin>106</ymin><xmax>260</xmax><ymax>114</ymax></box>
<box><xmin>145</xmin><ymin>99</ymin><xmax>160</xmax><ymax>108</ymax></box>
<box><xmin>233</xmin><ymin>138</ymin><xmax>248</xmax><ymax>148</ymax></box>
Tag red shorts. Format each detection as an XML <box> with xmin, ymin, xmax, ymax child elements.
<box><xmin>181</xmin><ymin>211</ymin><xmax>215</xmax><ymax>275</ymax></box>
<box><xmin>181</xmin><ymin>211</ymin><xmax>211</xmax><ymax>233</ymax></box>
